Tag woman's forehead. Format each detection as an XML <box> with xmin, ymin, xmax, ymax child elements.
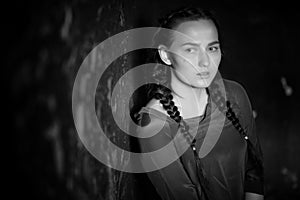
<box><xmin>171</xmin><ymin>19</ymin><xmax>219</xmax><ymax>45</ymax></box>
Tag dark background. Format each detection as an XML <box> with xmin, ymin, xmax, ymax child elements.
<box><xmin>8</xmin><ymin>0</ymin><xmax>300</xmax><ymax>199</ymax></box>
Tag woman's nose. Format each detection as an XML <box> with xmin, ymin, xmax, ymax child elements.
<box><xmin>198</xmin><ymin>50</ymin><xmax>210</xmax><ymax>67</ymax></box>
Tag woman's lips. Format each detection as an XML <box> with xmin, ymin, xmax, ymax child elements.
<box><xmin>197</xmin><ymin>71</ymin><xmax>210</xmax><ymax>78</ymax></box>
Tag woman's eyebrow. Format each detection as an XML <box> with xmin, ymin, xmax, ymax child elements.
<box><xmin>181</xmin><ymin>41</ymin><xmax>220</xmax><ymax>47</ymax></box>
<box><xmin>181</xmin><ymin>42</ymin><xmax>199</xmax><ymax>47</ymax></box>
<box><xmin>208</xmin><ymin>41</ymin><xmax>220</xmax><ymax>46</ymax></box>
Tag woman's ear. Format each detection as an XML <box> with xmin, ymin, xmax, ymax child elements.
<box><xmin>158</xmin><ymin>45</ymin><xmax>172</xmax><ymax>65</ymax></box>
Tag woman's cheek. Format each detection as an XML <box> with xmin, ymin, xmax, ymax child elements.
<box><xmin>170</xmin><ymin>53</ymin><xmax>185</xmax><ymax>66</ymax></box>
<box><xmin>211</xmin><ymin>54</ymin><xmax>222</xmax><ymax>67</ymax></box>
<box><xmin>179</xmin><ymin>55</ymin><xmax>196</xmax><ymax>68</ymax></box>
<box><xmin>176</xmin><ymin>56</ymin><xmax>194</xmax><ymax>69</ymax></box>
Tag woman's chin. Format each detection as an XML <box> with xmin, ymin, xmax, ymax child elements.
<box><xmin>192</xmin><ymin>79</ymin><xmax>213</xmax><ymax>88</ymax></box>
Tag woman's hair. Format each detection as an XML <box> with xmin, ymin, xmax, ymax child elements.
<box><xmin>157</xmin><ymin>7</ymin><xmax>221</xmax><ymax>46</ymax></box>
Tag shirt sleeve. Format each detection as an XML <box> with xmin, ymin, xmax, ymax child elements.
<box><xmin>232</xmin><ymin>82</ymin><xmax>264</xmax><ymax>195</ymax></box>
<box><xmin>137</xmin><ymin>112</ymin><xmax>200</xmax><ymax>200</ymax></box>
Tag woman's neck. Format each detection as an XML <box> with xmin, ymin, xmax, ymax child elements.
<box><xmin>170</xmin><ymin>72</ymin><xmax>208</xmax><ymax>118</ymax></box>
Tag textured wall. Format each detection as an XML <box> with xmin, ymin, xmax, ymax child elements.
<box><xmin>10</xmin><ymin>0</ymin><xmax>138</xmax><ymax>199</ymax></box>
<box><xmin>9</xmin><ymin>0</ymin><xmax>300</xmax><ymax>199</ymax></box>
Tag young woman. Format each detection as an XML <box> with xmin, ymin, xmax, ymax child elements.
<box><xmin>135</xmin><ymin>7</ymin><xmax>264</xmax><ymax>200</ymax></box>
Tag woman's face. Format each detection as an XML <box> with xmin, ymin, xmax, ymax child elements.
<box><xmin>167</xmin><ymin>19</ymin><xmax>221</xmax><ymax>88</ymax></box>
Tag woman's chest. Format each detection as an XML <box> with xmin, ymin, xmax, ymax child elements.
<box><xmin>199</xmin><ymin>124</ymin><xmax>248</xmax><ymax>172</ymax></box>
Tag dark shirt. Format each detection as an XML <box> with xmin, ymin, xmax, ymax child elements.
<box><xmin>136</xmin><ymin>80</ymin><xmax>264</xmax><ymax>200</ymax></box>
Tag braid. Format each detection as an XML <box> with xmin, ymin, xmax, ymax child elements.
<box><xmin>225</xmin><ymin>101</ymin><xmax>248</xmax><ymax>140</ymax></box>
<box><xmin>152</xmin><ymin>85</ymin><xmax>194</xmax><ymax>144</ymax></box>
<box><xmin>209</xmin><ymin>82</ymin><xmax>248</xmax><ymax>138</ymax></box>
<box><xmin>209</xmin><ymin>82</ymin><xmax>263</xmax><ymax>173</ymax></box>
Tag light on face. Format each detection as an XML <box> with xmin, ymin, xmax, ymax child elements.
<box><xmin>168</xmin><ymin>20</ymin><xmax>221</xmax><ymax>71</ymax></box>
<box><xmin>164</xmin><ymin>20</ymin><xmax>222</xmax><ymax>88</ymax></box>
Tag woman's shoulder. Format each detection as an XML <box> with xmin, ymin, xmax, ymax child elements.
<box><xmin>223</xmin><ymin>79</ymin><xmax>253</xmax><ymax>110</ymax></box>
<box><xmin>136</xmin><ymin>101</ymin><xmax>175</xmax><ymax>139</ymax></box>
<box><xmin>137</xmin><ymin>99</ymin><xmax>170</xmax><ymax>127</ymax></box>
<box><xmin>222</xmin><ymin>79</ymin><xmax>254</xmax><ymax>127</ymax></box>
<box><xmin>146</xmin><ymin>99</ymin><xmax>169</xmax><ymax>116</ymax></box>
<box><xmin>223</xmin><ymin>79</ymin><xmax>247</xmax><ymax>96</ymax></box>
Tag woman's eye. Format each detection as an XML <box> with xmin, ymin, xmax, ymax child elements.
<box><xmin>208</xmin><ymin>46</ymin><xmax>220</xmax><ymax>52</ymax></box>
<box><xmin>185</xmin><ymin>48</ymin><xmax>196</xmax><ymax>53</ymax></box>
